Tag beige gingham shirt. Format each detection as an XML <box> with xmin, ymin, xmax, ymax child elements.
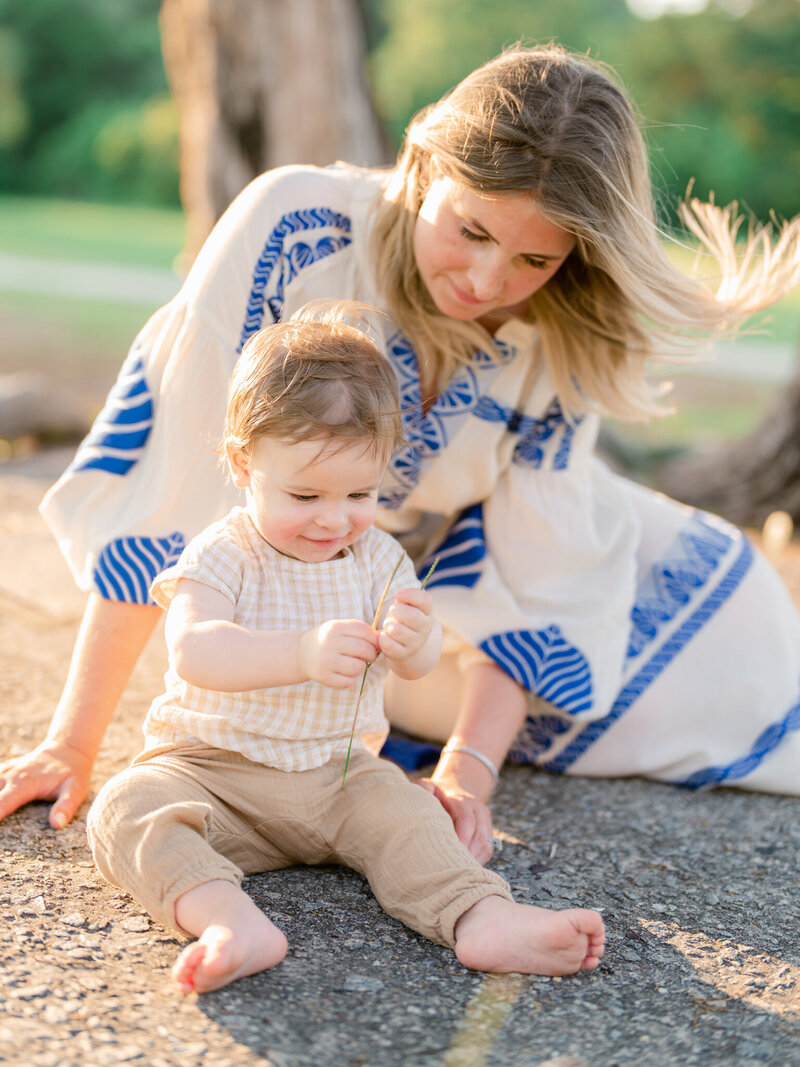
<box><xmin>143</xmin><ymin>506</ymin><xmax>418</xmax><ymax>771</ymax></box>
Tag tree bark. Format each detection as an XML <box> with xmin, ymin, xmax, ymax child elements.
<box><xmin>656</xmin><ymin>351</ymin><xmax>800</xmax><ymax>527</ymax></box>
<box><xmin>159</xmin><ymin>0</ymin><xmax>390</xmax><ymax>266</ymax></box>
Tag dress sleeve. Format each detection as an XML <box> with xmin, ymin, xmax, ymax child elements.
<box><xmin>38</xmin><ymin>298</ymin><xmax>240</xmax><ymax>604</ymax></box>
<box><xmin>422</xmin><ymin>408</ymin><xmax>641</xmax><ymax>723</ymax></box>
<box><xmin>149</xmin><ymin>522</ymin><xmax>244</xmax><ymax>611</ymax></box>
<box><xmin>39</xmin><ymin>165</ymin><xmax>360</xmax><ymax>603</ymax></box>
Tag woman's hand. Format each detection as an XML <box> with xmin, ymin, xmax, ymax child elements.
<box><xmin>0</xmin><ymin>740</ymin><xmax>94</xmax><ymax>830</ymax></box>
<box><xmin>415</xmin><ymin>775</ymin><xmax>494</xmax><ymax>865</ymax></box>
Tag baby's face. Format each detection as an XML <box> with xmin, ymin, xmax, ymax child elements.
<box><xmin>231</xmin><ymin>436</ymin><xmax>384</xmax><ymax>562</ymax></box>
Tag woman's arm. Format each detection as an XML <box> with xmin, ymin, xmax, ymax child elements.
<box><xmin>418</xmin><ymin>660</ymin><xmax>528</xmax><ymax>864</ymax></box>
<box><xmin>168</xmin><ymin>579</ymin><xmax>379</xmax><ymax>691</ymax></box>
<box><xmin>0</xmin><ymin>595</ymin><xmax>162</xmax><ymax>829</ymax></box>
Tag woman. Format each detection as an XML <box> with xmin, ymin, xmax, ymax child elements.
<box><xmin>2</xmin><ymin>44</ymin><xmax>799</xmax><ymax>862</ymax></box>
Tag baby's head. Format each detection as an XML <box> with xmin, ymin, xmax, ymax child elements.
<box><xmin>223</xmin><ymin>302</ymin><xmax>405</xmax><ymax>562</ymax></box>
<box><xmin>224</xmin><ymin>301</ymin><xmax>404</xmax><ymax>468</ymax></box>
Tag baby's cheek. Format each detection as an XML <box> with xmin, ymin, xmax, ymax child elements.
<box><xmin>278</xmin><ymin>516</ymin><xmax>308</xmax><ymax>539</ymax></box>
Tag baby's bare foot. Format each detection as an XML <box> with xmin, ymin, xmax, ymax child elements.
<box><xmin>454</xmin><ymin>895</ymin><xmax>605</xmax><ymax>976</ymax></box>
<box><xmin>173</xmin><ymin>921</ymin><xmax>287</xmax><ymax>994</ymax></box>
<box><xmin>172</xmin><ymin>880</ymin><xmax>288</xmax><ymax>994</ymax></box>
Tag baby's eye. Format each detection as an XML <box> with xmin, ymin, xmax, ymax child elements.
<box><xmin>460</xmin><ymin>225</ymin><xmax>488</xmax><ymax>243</ymax></box>
<box><xmin>290</xmin><ymin>493</ymin><xmax>317</xmax><ymax>502</ymax></box>
<box><xmin>348</xmin><ymin>492</ymin><xmax>372</xmax><ymax>500</ymax></box>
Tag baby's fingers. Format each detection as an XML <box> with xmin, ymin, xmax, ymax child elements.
<box><xmin>328</xmin><ymin>651</ymin><xmax>373</xmax><ymax>683</ymax></box>
<box><xmin>390</xmin><ymin>587</ymin><xmax>433</xmax><ymax>613</ymax></box>
<box><xmin>377</xmin><ymin>625</ymin><xmax>421</xmax><ymax>661</ymax></box>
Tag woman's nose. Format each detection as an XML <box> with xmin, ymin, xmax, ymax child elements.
<box><xmin>467</xmin><ymin>253</ymin><xmax>505</xmax><ymax>301</ymax></box>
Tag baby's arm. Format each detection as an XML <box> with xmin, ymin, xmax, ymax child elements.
<box><xmin>167</xmin><ymin>579</ymin><xmax>379</xmax><ymax>691</ymax></box>
<box><xmin>377</xmin><ymin>588</ymin><xmax>442</xmax><ymax>681</ymax></box>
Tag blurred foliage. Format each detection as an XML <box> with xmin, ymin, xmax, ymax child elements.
<box><xmin>0</xmin><ymin>0</ymin><xmax>179</xmax><ymax>205</ymax></box>
<box><xmin>0</xmin><ymin>0</ymin><xmax>797</xmax><ymax>222</ymax></box>
<box><xmin>366</xmin><ymin>0</ymin><xmax>800</xmax><ymax>224</ymax></box>
<box><xmin>622</xmin><ymin>0</ymin><xmax>800</xmax><ymax>221</ymax></box>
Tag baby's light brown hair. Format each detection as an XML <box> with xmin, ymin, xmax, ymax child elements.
<box><xmin>224</xmin><ymin>301</ymin><xmax>405</xmax><ymax>465</ymax></box>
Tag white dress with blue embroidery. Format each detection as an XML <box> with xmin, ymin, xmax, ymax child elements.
<box><xmin>40</xmin><ymin>164</ymin><xmax>800</xmax><ymax>796</ymax></box>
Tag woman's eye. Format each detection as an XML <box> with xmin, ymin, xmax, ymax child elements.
<box><xmin>460</xmin><ymin>225</ymin><xmax>487</xmax><ymax>243</ymax></box>
<box><xmin>523</xmin><ymin>256</ymin><xmax>549</xmax><ymax>270</ymax></box>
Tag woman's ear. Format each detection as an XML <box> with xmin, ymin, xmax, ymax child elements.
<box><xmin>226</xmin><ymin>444</ymin><xmax>251</xmax><ymax>489</ymax></box>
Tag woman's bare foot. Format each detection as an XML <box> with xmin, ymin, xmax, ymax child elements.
<box><xmin>172</xmin><ymin>880</ymin><xmax>288</xmax><ymax>994</ymax></box>
<box><xmin>454</xmin><ymin>895</ymin><xmax>605</xmax><ymax>975</ymax></box>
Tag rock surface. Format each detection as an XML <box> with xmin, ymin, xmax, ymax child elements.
<box><xmin>1</xmin><ymin>451</ymin><xmax>799</xmax><ymax>1067</ymax></box>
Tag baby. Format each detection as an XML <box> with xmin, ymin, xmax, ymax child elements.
<box><xmin>87</xmin><ymin>301</ymin><xmax>605</xmax><ymax>993</ymax></box>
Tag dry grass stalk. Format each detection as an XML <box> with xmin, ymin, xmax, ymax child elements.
<box><xmin>341</xmin><ymin>556</ymin><xmax>439</xmax><ymax>784</ymax></box>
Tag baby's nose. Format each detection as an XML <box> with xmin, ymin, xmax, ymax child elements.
<box><xmin>316</xmin><ymin>504</ymin><xmax>348</xmax><ymax>531</ymax></box>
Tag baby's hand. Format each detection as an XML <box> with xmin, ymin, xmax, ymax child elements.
<box><xmin>299</xmin><ymin>619</ymin><xmax>379</xmax><ymax>689</ymax></box>
<box><xmin>378</xmin><ymin>587</ymin><xmax>434</xmax><ymax>664</ymax></box>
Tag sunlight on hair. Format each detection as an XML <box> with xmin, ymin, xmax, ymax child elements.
<box><xmin>640</xmin><ymin>920</ymin><xmax>800</xmax><ymax>1017</ymax></box>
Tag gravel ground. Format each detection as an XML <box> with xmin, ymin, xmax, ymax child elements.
<box><xmin>1</xmin><ymin>454</ymin><xmax>799</xmax><ymax>1067</ymax></box>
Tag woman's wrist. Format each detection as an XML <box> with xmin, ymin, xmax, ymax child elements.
<box><xmin>433</xmin><ymin>746</ymin><xmax>497</xmax><ymax>803</ymax></box>
<box><xmin>441</xmin><ymin>742</ymin><xmax>499</xmax><ymax>786</ymax></box>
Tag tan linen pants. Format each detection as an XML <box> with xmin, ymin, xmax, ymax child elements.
<box><xmin>87</xmin><ymin>744</ymin><xmax>512</xmax><ymax>947</ymax></box>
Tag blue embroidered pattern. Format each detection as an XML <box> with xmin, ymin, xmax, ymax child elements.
<box><xmin>677</xmin><ymin>685</ymin><xmax>800</xmax><ymax>789</ymax></box>
<box><xmin>514</xmin><ymin>399</ymin><xmax>581</xmax><ymax>470</ymax></box>
<box><xmin>471</xmin><ymin>396</ymin><xmax>581</xmax><ymax>470</ymax></box>
<box><xmin>541</xmin><ymin>531</ymin><xmax>754</xmax><ymax>773</ymax></box>
<box><xmin>508</xmin><ymin>714</ymin><xmax>573</xmax><ymax>763</ymax></box>
<box><xmin>93</xmin><ymin>533</ymin><xmax>186</xmax><ymax>604</ymax></box>
<box><xmin>553</xmin><ymin>423</ymin><xmax>576</xmax><ymax>471</ymax></box>
<box><xmin>382</xmin><ymin>332</ymin><xmax>581</xmax><ymax>507</ymax></box>
<box><xmin>419</xmin><ymin>504</ymin><xmax>486</xmax><ymax>590</ymax></box>
<box><xmin>70</xmin><ymin>348</ymin><xmax>153</xmax><ymax>477</ymax></box>
<box><xmin>381</xmin><ymin>332</ymin><xmax>514</xmax><ymax>508</ymax></box>
<box><xmin>388</xmin><ymin>333</ymin><xmax>478</xmax><ymax>446</ymax></box>
<box><xmin>237</xmin><ymin>206</ymin><xmax>352</xmax><ymax>352</ymax></box>
<box><xmin>628</xmin><ymin>513</ymin><xmax>734</xmax><ymax>661</ymax></box>
<box><xmin>480</xmin><ymin>625</ymin><xmax>594</xmax><ymax>715</ymax></box>
<box><xmin>507</xmin><ymin>513</ymin><xmax>752</xmax><ymax>769</ymax></box>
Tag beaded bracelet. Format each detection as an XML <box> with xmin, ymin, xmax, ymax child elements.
<box><xmin>441</xmin><ymin>743</ymin><xmax>500</xmax><ymax>787</ymax></box>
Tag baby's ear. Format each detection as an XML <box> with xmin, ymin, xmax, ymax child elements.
<box><xmin>226</xmin><ymin>444</ymin><xmax>251</xmax><ymax>488</ymax></box>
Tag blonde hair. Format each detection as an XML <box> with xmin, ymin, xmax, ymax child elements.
<box><xmin>224</xmin><ymin>301</ymin><xmax>405</xmax><ymax>461</ymax></box>
<box><xmin>370</xmin><ymin>43</ymin><xmax>800</xmax><ymax>419</ymax></box>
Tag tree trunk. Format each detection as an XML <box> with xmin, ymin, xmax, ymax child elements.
<box><xmin>159</xmin><ymin>0</ymin><xmax>390</xmax><ymax>266</ymax></box>
<box><xmin>656</xmin><ymin>351</ymin><xmax>800</xmax><ymax>527</ymax></box>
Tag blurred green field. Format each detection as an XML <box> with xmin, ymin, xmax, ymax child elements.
<box><xmin>0</xmin><ymin>195</ymin><xmax>184</xmax><ymax>270</ymax></box>
<box><xmin>0</xmin><ymin>197</ymin><xmax>184</xmax><ymax>379</ymax></box>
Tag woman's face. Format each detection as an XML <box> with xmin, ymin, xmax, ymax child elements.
<box><xmin>413</xmin><ymin>171</ymin><xmax>575</xmax><ymax>329</ymax></box>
